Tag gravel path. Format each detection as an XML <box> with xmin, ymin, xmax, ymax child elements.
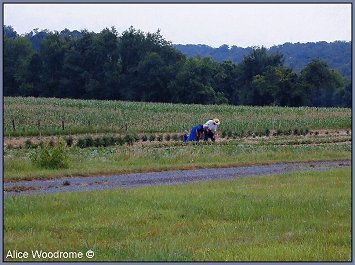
<box><xmin>4</xmin><ymin>160</ymin><xmax>351</xmax><ymax>196</ymax></box>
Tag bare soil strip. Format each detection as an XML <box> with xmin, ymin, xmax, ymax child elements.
<box><xmin>4</xmin><ymin>160</ymin><xmax>351</xmax><ymax>197</ymax></box>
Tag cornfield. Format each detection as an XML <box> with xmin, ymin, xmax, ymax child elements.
<box><xmin>4</xmin><ymin>97</ymin><xmax>351</xmax><ymax>137</ymax></box>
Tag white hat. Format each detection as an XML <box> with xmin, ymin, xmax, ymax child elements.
<box><xmin>213</xmin><ymin>118</ymin><xmax>220</xmax><ymax>125</ymax></box>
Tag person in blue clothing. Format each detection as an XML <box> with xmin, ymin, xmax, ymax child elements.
<box><xmin>188</xmin><ymin>124</ymin><xmax>204</xmax><ymax>141</ymax></box>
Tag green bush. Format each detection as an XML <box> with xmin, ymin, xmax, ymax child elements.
<box><xmin>157</xmin><ymin>135</ymin><xmax>163</xmax><ymax>142</ymax></box>
<box><xmin>102</xmin><ymin>136</ymin><xmax>113</xmax><ymax>147</ymax></box>
<box><xmin>172</xmin><ymin>134</ymin><xmax>180</xmax><ymax>141</ymax></box>
<box><xmin>94</xmin><ymin>137</ymin><xmax>105</xmax><ymax>147</ymax></box>
<box><xmin>221</xmin><ymin>131</ymin><xmax>227</xmax><ymax>138</ymax></box>
<box><xmin>133</xmin><ymin>134</ymin><xmax>140</xmax><ymax>142</ymax></box>
<box><xmin>115</xmin><ymin>137</ymin><xmax>125</xmax><ymax>145</ymax></box>
<box><xmin>85</xmin><ymin>136</ymin><xmax>94</xmax><ymax>147</ymax></box>
<box><xmin>31</xmin><ymin>138</ymin><xmax>69</xmax><ymax>169</ymax></box>
<box><xmin>49</xmin><ymin>140</ymin><xmax>55</xmax><ymax>147</ymax></box>
<box><xmin>227</xmin><ymin>131</ymin><xmax>233</xmax><ymax>138</ymax></box>
<box><xmin>123</xmin><ymin>134</ymin><xmax>135</xmax><ymax>145</ymax></box>
<box><xmin>24</xmin><ymin>140</ymin><xmax>36</xmax><ymax>149</ymax></box>
<box><xmin>149</xmin><ymin>134</ymin><xmax>156</xmax><ymax>141</ymax></box>
<box><xmin>76</xmin><ymin>138</ymin><xmax>87</xmax><ymax>148</ymax></box>
<box><xmin>65</xmin><ymin>136</ymin><xmax>73</xmax><ymax>147</ymax></box>
<box><xmin>264</xmin><ymin>129</ymin><xmax>270</xmax><ymax>137</ymax></box>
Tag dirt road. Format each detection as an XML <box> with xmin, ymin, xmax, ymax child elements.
<box><xmin>3</xmin><ymin>160</ymin><xmax>351</xmax><ymax>197</ymax></box>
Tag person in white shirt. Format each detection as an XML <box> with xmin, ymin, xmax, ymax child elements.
<box><xmin>203</xmin><ymin>118</ymin><xmax>220</xmax><ymax>142</ymax></box>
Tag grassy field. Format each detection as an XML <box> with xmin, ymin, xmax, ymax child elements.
<box><xmin>4</xmin><ymin>168</ymin><xmax>351</xmax><ymax>262</ymax></box>
<box><xmin>4</xmin><ymin>97</ymin><xmax>351</xmax><ymax>136</ymax></box>
<box><xmin>4</xmin><ymin>139</ymin><xmax>351</xmax><ymax>181</ymax></box>
<box><xmin>3</xmin><ymin>97</ymin><xmax>352</xmax><ymax>262</ymax></box>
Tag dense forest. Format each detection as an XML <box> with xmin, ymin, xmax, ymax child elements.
<box><xmin>175</xmin><ymin>41</ymin><xmax>351</xmax><ymax>80</ymax></box>
<box><xmin>3</xmin><ymin>25</ymin><xmax>352</xmax><ymax>107</ymax></box>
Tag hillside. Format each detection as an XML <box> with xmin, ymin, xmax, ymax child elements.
<box><xmin>174</xmin><ymin>41</ymin><xmax>351</xmax><ymax>79</ymax></box>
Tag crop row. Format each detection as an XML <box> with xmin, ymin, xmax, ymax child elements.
<box><xmin>9</xmin><ymin>126</ymin><xmax>348</xmax><ymax>150</ymax></box>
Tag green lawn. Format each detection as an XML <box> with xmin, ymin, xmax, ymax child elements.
<box><xmin>4</xmin><ymin>168</ymin><xmax>351</xmax><ymax>261</ymax></box>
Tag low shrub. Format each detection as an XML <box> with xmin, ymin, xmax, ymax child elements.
<box><xmin>227</xmin><ymin>131</ymin><xmax>233</xmax><ymax>138</ymax></box>
<box><xmin>276</xmin><ymin>129</ymin><xmax>283</xmax><ymax>136</ymax></box>
<box><xmin>102</xmin><ymin>136</ymin><xmax>113</xmax><ymax>147</ymax></box>
<box><xmin>94</xmin><ymin>137</ymin><xmax>105</xmax><ymax>147</ymax></box>
<box><xmin>65</xmin><ymin>136</ymin><xmax>73</xmax><ymax>147</ymax></box>
<box><xmin>115</xmin><ymin>137</ymin><xmax>125</xmax><ymax>145</ymax></box>
<box><xmin>31</xmin><ymin>138</ymin><xmax>69</xmax><ymax>169</ymax></box>
<box><xmin>76</xmin><ymin>138</ymin><xmax>87</xmax><ymax>148</ymax></box>
<box><xmin>264</xmin><ymin>128</ymin><xmax>270</xmax><ymax>137</ymax></box>
<box><xmin>172</xmin><ymin>134</ymin><xmax>180</xmax><ymax>141</ymax></box>
<box><xmin>24</xmin><ymin>140</ymin><xmax>36</xmax><ymax>149</ymax></box>
<box><xmin>85</xmin><ymin>136</ymin><xmax>94</xmax><ymax>147</ymax></box>
<box><xmin>123</xmin><ymin>134</ymin><xmax>135</xmax><ymax>145</ymax></box>
<box><xmin>49</xmin><ymin>140</ymin><xmax>55</xmax><ymax>148</ymax></box>
<box><xmin>221</xmin><ymin>131</ymin><xmax>227</xmax><ymax>138</ymax></box>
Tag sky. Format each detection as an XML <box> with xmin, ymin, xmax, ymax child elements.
<box><xmin>4</xmin><ymin>3</ymin><xmax>352</xmax><ymax>48</ymax></box>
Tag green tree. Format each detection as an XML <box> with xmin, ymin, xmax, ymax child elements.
<box><xmin>214</xmin><ymin>60</ymin><xmax>240</xmax><ymax>104</ymax></box>
<box><xmin>300</xmin><ymin>59</ymin><xmax>344</xmax><ymax>107</ymax></box>
<box><xmin>4</xmin><ymin>36</ymin><xmax>34</xmax><ymax>96</ymax></box>
<box><xmin>236</xmin><ymin>47</ymin><xmax>284</xmax><ymax>105</ymax></box>
<box><xmin>39</xmin><ymin>32</ymin><xmax>69</xmax><ymax>97</ymax></box>
<box><xmin>169</xmin><ymin>57</ymin><xmax>225</xmax><ymax>104</ymax></box>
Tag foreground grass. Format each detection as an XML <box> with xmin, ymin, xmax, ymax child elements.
<box><xmin>4</xmin><ymin>141</ymin><xmax>351</xmax><ymax>181</ymax></box>
<box><xmin>4</xmin><ymin>168</ymin><xmax>351</xmax><ymax>261</ymax></box>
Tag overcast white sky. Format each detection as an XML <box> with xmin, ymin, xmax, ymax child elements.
<box><xmin>4</xmin><ymin>3</ymin><xmax>352</xmax><ymax>48</ymax></box>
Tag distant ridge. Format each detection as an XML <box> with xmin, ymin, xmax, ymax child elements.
<box><xmin>174</xmin><ymin>41</ymin><xmax>351</xmax><ymax>79</ymax></box>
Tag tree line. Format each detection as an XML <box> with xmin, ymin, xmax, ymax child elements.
<box><xmin>175</xmin><ymin>41</ymin><xmax>351</xmax><ymax>80</ymax></box>
<box><xmin>4</xmin><ymin>25</ymin><xmax>351</xmax><ymax>107</ymax></box>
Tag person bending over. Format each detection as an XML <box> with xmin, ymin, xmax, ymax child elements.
<box><xmin>203</xmin><ymin>118</ymin><xmax>220</xmax><ymax>142</ymax></box>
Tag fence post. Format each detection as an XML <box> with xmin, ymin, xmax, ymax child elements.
<box><xmin>62</xmin><ymin>120</ymin><xmax>65</xmax><ymax>130</ymax></box>
<box><xmin>12</xmin><ymin>119</ymin><xmax>16</xmax><ymax>132</ymax></box>
<box><xmin>125</xmin><ymin>123</ymin><xmax>128</xmax><ymax>131</ymax></box>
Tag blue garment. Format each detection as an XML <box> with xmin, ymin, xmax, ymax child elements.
<box><xmin>183</xmin><ymin>133</ymin><xmax>188</xmax><ymax>142</ymax></box>
<box><xmin>188</xmin><ymin>125</ymin><xmax>203</xmax><ymax>141</ymax></box>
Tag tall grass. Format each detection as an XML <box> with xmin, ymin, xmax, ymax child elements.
<box><xmin>4</xmin><ymin>141</ymin><xmax>351</xmax><ymax>181</ymax></box>
<box><xmin>4</xmin><ymin>169</ymin><xmax>351</xmax><ymax>261</ymax></box>
<box><xmin>4</xmin><ymin>97</ymin><xmax>351</xmax><ymax>137</ymax></box>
